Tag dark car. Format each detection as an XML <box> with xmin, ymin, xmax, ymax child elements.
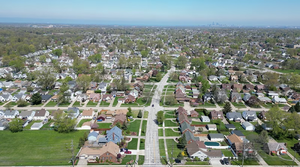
<box><xmin>152</xmin><ymin>104</ymin><xmax>154</xmax><ymax>107</ymax></box>
<box><xmin>223</xmin><ymin>158</ymin><xmax>229</xmax><ymax>165</ymax></box>
<box><xmin>220</xmin><ymin>159</ymin><xmax>225</xmax><ymax>165</ymax></box>
<box><xmin>124</xmin><ymin>150</ymin><xmax>132</xmax><ymax>154</ymax></box>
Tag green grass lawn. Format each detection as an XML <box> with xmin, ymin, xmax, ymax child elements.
<box><xmin>72</xmin><ymin>101</ymin><xmax>82</xmax><ymax>107</ymax></box>
<box><xmin>77</xmin><ymin>119</ymin><xmax>91</xmax><ymax>127</ymax></box>
<box><xmin>127</xmin><ymin>138</ymin><xmax>138</xmax><ymax>149</ymax></box>
<box><xmin>144</xmin><ymin>111</ymin><xmax>149</xmax><ymax>118</ymax></box>
<box><xmin>261</xmin><ymin>103</ymin><xmax>273</xmax><ymax>108</ymax></box>
<box><xmin>272</xmin><ymin>69</ymin><xmax>300</xmax><ymax>74</ymax></box>
<box><xmin>131</xmin><ymin>110</ymin><xmax>141</xmax><ymax>118</ymax></box>
<box><xmin>121</xmin><ymin>102</ymin><xmax>139</xmax><ymax>107</ymax></box>
<box><xmin>97</xmin><ymin>123</ymin><xmax>112</xmax><ymax>129</ymax></box>
<box><xmin>99</xmin><ymin>100</ymin><xmax>110</xmax><ymax>107</ymax></box>
<box><xmin>40</xmin><ymin>120</ymin><xmax>54</xmax><ymax>130</ymax></box>
<box><xmin>191</xmin><ymin>121</ymin><xmax>209</xmax><ymax>125</ymax></box>
<box><xmin>231</xmin><ymin>102</ymin><xmax>246</xmax><ymax>108</ymax></box>
<box><xmin>120</xmin><ymin>155</ymin><xmax>136</xmax><ymax>165</ymax></box>
<box><xmin>45</xmin><ymin>101</ymin><xmax>57</xmax><ymax>107</ymax></box>
<box><xmin>222</xmin><ymin>149</ymin><xmax>234</xmax><ymax>157</ymax></box>
<box><xmin>231</xmin><ymin>159</ymin><xmax>259</xmax><ymax>165</ymax></box>
<box><xmin>139</xmin><ymin>139</ymin><xmax>145</xmax><ymax>150</ymax></box>
<box><xmin>259</xmin><ymin>152</ymin><xmax>297</xmax><ymax>165</ymax></box>
<box><xmin>113</xmin><ymin>97</ymin><xmax>121</xmax><ymax>107</ymax></box>
<box><xmin>4</xmin><ymin>102</ymin><xmax>17</xmax><ymax>107</ymax></box>
<box><xmin>58</xmin><ymin>102</ymin><xmax>70</xmax><ymax>107</ymax></box>
<box><xmin>165</xmin><ymin>120</ymin><xmax>178</xmax><ymax>127</ymax></box>
<box><xmin>158</xmin><ymin>129</ymin><xmax>164</xmax><ymax>136</ymax></box>
<box><xmin>162</xmin><ymin>102</ymin><xmax>184</xmax><ymax>107</ymax></box>
<box><xmin>0</xmin><ymin>130</ymin><xmax>87</xmax><ymax>166</ymax></box>
<box><xmin>166</xmin><ymin>139</ymin><xmax>182</xmax><ymax>163</ymax></box>
<box><xmin>138</xmin><ymin>155</ymin><xmax>144</xmax><ymax>165</ymax></box>
<box><xmin>185</xmin><ymin>161</ymin><xmax>210</xmax><ymax>165</ymax></box>
<box><xmin>165</xmin><ymin>128</ymin><xmax>180</xmax><ymax>136</ymax></box>
<box><xmin>141</xmin><ymin>120</ymin><xmax>147</xmax><ymax>136</ymax></box>
<box><xmin>31</xmin><ymin>103</ymin><xmax>44</xmax><ymax>107</ymax></box>
<box><xmin>165</xmin><ymin>110</ymin><xmax>176</xmax><ymax>118</ymax></box>
<box><xmin>127</xmin><ymin>120</ymin><xmax>141</xmax><ymax>133</ymax></box>
<box><xmin>86</xmin><ymin>101</ymin><xmax>97</xmax><ymax>107</ymax></box>
<box><xmin>276</xmin><ymin>137</ymin><xmax>300</xmax><ymax>161</ymax></box>
<box><xmin>198</xmin><ymin>102</ymin><xmax>216</xmax><ymax>108</ymax></box>
<box><xmin>159</xmin><ymin>139</ymin><xmax>168</xmax><ymax>165</ymax></box>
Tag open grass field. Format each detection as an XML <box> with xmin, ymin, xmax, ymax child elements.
<box><xmin>127</xmin><ymin>138</ymin><xmax>138</xmax><ymax>149</ymax></box>
<box><xmin>164</xmin><ymin>120</ymin><xmax>178</xmax><ymax>127</ymax></box>
<box><xmin>0</xmin><ymin>130</ymin><xmax>87</xmax><ymax>166</ymax></box>
<box><xmin>127</xmin><ymin>120</ymin><xmax>141</xmax><ymax>133</ymax></box>
<box><xmin>272</xmin><ymin>69</ymin><xmax>300</xmax><ymax>74</ymax></box>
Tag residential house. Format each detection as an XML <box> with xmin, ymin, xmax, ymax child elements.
<box><xmin>113</xmin><ymin>113</ymin><xmax>127</xmax><ymax>125</ymax></box>
<box><xmin>209</xmin><ymin>75</ymin><xmax>218</xmax><ymax>81</ymax></box>
<box><xmin>177</xmin><ymin>106</ymin><xmax>188</xmax><ymax>115</ymax></box>
<box><xmin>190</xmin><ymin>110</ymin><xmax>199</xmax><ymax>117</ymax></box>
<box><xmin>242</xmin><ymin>122</ymin><xmax>255</xmax><ymax>131</ymax></box>
<box><xmin>180</xmin><ymin>121</ymin><xmax>194</xmax><ymax>134</ymax></box>
<box><xmin>102</xmin><ymin>94</ymin><xmax>113</xmax><ymax>102</ymax></box>
<box><xmin>19</xmin><ymin>110</ymin><xmax>35</xmax><ymax>120</ymax></box>
<box><xmin>67</xmin><ymin>107</ymin><xmax>80</xmax><ymax>119</ymax></box>
<box><xmin>258</xmin><ymin>111</ymin><xmax>267</xmax><ymax>121</ymax></box>
<box><xmin>225</xmin><ymin>124</ymin><xmax>236</xmax><ymax>130</ymax></box>
<box><xmin>106</xmin><ymin>126</ymin><xmax>124</xmax><ymax>144</ymax></box>
<box><xmin>186</xmin><ymin>141</ymin><xmax>222</xmax><ymax>160</ymax></box>
<box><xmin>0</xmin><ymin>119</ymin><xmax>8</xmax><ymax>130</ymax></box>
<box><xmin>226</xmin><ymin>112</ymin><xmax>242</xmax><ymax>122</ymax></box>
<box><xmin>255</xmin><ymin>85</ymin><xmax>264</xmax><ymax>91</ymax></box>
<box><xmin>201</xmin><ymin>116</ymin><xmax>210</xmax><ymax>122</ymax></box>
<box><xmin>268</xmin><ymin>92</ymin><xmax>279</xmax><ymax>98</ymax></box>
<box><xmin>203</xmin><ymin>92</ymin><xmax>214</xmax><ymax>102</ymax></box>
<box><xmin>206</xmin><ymin>124</ymin><xmax>217</xmax><ymax>131</ymax></box>
<box><xmin>41</xmin><ymin>94</ymin><xmax>52</xmax><ymax>103</ymax></box>
<box><xmin>232</xmin><ymin>142</ymin><xmax>255</xmax><ymax>155</ymax></box>
<box><xmin>51</xmin><ymin>95</ymin><xmax>59</xmax><ymax>102</ymax></box>
<box><xmin>227</xmin><ymin>134</ymin><xmax>243</xmax><ymax>146</ymax></box>
<box><xmin>230</xmin><ymin>75</ymin><xmax>239</xmax><ymax>82</ymax></box>
<box><xmin>185</xmin><ymin>131</ymin><xmax>199</xmax><ymax>144</ymax></box>
<box><xmin>178</xmin><ymin>114</ymin><xmax>190</xmax><ymax>124</ymax></box>
<box><xmin>209</xmin><ymin>110</ymin><xmax>224</xmax><ymax>120</ymax></box>
<box><xmin>89</xmin><ymin>93</ymin><xmax>101</xmax><ymax>102</ymax></box>
<box><xmin>0</xmin><ymin>93</ymin><xmax>13</xmax><ymax>102</ymax></box>
<box><xmin>222</xmin><ymin>84</ymin><xmax>232</xmax><ymax>90</ymax></box>
<box><xmin>242</xmin><ymin>93</ymin><xmax>251</xmax><ymax>102</ymax></box>
<box><xmin>88</xmin><ymin>131</ymin><xmax>99</xmax><ymax>143</ymax></box>
<box><xmin>129</xmin><ymin>89</ymin><xmax>139</xmax><ymax>99</ymax></box>
<box><xmin>230</xmin><ymin>91</ymin><xmax>242</xmax><ymax>102</ymax></box>
<box><xmin>125</xmin><ymin>95</ymin><xmax>136</xmax><ymax>103</ymax></box>
<box><xmin>263</xmin><ymin>142</ymin><xmax>287</xmax><ymax>155</ymax></box>
<box><xmin>97</xmin><ymin>114</ymin><xmax>106</xmax><ymax>121</ymax></box>
<box><xmin>242</xmin><ymin>111</ymin><xmax>258</xmax><ymax>122</ymax></box>
<box><xmin>231</xmin><ymin>130</ymin><xmax>246</xmax><ymax>139</ymax></box>
<box><xmin>50</xmin><ymin>109</ymin><xmax>63</xmax><ymax>119</ymax></box>
<box><xmin>272</xmin><ymin>97</ymin><xmax>287</xmax><ymax>103</ymax></box>
<box><xmin>4</xmin><ymin>110</ymin><xmax>19</xmax><ymax>119</ymax></box>
<box><xmin>244</xmin><ymin>84</ymin><xmax>254</xmax><ymax>90</ymax></box>
<box><xmin>232</xmin><ymin>84</ymin><xmax>243</xmax><ymax>92</ymax></box>
<box><xmin>82</xmin><ymin>108</ymin><xmax>94</xmax><ymax>119</ymax></box>
<box><xmin>208</xmin><ymin>133</ymin><xmax>224</xmax><ymax>141</ymax></box>
<box><xmin>33</xmin><ymin>109</ymin><xmax>49</xmax><ymax>120</ymax></box>
<box><xmin>98</xmin><ymin>82</ymin><xmax>108</xmax><ymax>93</ymax></box>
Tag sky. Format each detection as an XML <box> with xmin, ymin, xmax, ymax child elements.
<box><xmin>0</xmin><ymin>0</ymin><xmax>300</xmax><ymax>26</ymax></box>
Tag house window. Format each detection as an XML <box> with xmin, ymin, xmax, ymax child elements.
<box><xmin>110</xmin><ymin>157</ymin><xmax>112</xmax><ymax>159</ymax></box>
<box><xmin>107</xmin><ymin>153</ymin><xmax>109</xmax><ymax>155</ymax></box>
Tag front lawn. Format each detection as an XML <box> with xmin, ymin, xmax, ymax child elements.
<box><xmin>158</xmin><ymin>129</ymin><xmax>164</xmax><ymax>136</ymax></box>
<box><xmin>45</xmin><ymin>101</ymin><xmax>57</xmax><ymax>107</ymax></box>
<box><xmin>165</xmin><ymin>120</ymin><xmax>178</xmax><ymax>127</ymax></box>
<box><xmin>231</xmin><ymin>102</ymin><xmax>246</xmax><ymax>108</ymax></box>
<box><xmin>277</xmin><ymin>137</ymin><xmax>300</xmax><ymax>161</ymax></box>
<box><xmin>165</xmin><ymin>128</ymin><xmax>180</xmax><ymax>137</ymax></box>
<box><xmin>164</xmin><ymin>110</ymin><xmax>176</xmax><ymax>118</ymax></box>
<box><xmin>141</xmin><ymin>120</ymin><xmax>147</xmax><ymax>136</ymax></box>
<box><xmin>99</xmin><ymin>100</ymin><xmax>110</xmax><ymax>107</ymax></box>
<box><xmin>138</xmin><ymin>155</ymin><xmax>144</xmax><ymax>165</ymax></box>
<box><xmin>191</xmin><ymin>121</ymin><xmax>209</xmax><ymax>125</ymax></box>
<box><xmin>260</xmin><ymin>152</ymin><xmax>297</xmax><ymax>165</ymax></box>
<box><xmin>199</xmin><ymin>102</ymin><xmax>216</xmax><ymax>108</ymax></box>
<box><xmin>222</xmin><ymin>149</ymin><xmax>234</xmax><ymax>157</ymax></box>
<box><xmin>72</xmin><ymin>101</ymin><xmax>82</xmax><ymax>107</ymax></box>
<box><xmin>144</xmin><ymin>111</ymin><xmax>149</xmax><ymax>118</ymax></box>
<box><xmin>0</xmin><ymin>130</ymin><xmax>87</xmax><ymax>166</ymax></box>
<box><xmin>120</xmin><ymin>155</ymin><xmax>136</xmax><ymax>165</ymax></box>
<box><xmin>166</xmin><ymin>139</ymin><xmax>182</xmax><ymax>163</ymax></box>
<box><xmin>4</xmin><ymin>102</ymin><xmax>17</xmax><ymax>107</ymax></box>
<box><xmin>231</xmin><ymin>159</ymin><xmax>260</xmax><ymax>165</ymax></box>
<box><xmin>86</xmin><ymin>101</ymin><xmax>97</xmax><ymax>107</ymax></box>
<box><xmin>127</xmin><ymin>138</ymin><xmax>138</xmax><ymax>149</ymax></box>
<box><xmin>77</xmin><ymin>119</ymin><xmax>91</xmax><ymax>127</ymax></box>
<box><xmin>127</xmin><ymin>120</ymin><xmax>141</xmax><ymax>133</ymax></box>
<box><xmin>185</xmin><ymin>161</ymin><xmax>210</xmax><ymax>165</ymax></box>
<box><xmin>139</xmin><ymin>139</ymin><xmax>145</xmax><ymax>150</ymax></box>
<box><xmin>113</xmin><ymin>97</ymin><xmax>121</xmax><ymax>107</ymax></box>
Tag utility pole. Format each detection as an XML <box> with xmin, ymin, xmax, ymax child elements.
<box><xmin>66</xmin><ymin>140</ymin><xmax>75</xmax><ymax>167</ymax></box>
<box><xmin>241</xmin><ymin>140</ymin><xmax>245</xmax><ymax>167</ymax></box>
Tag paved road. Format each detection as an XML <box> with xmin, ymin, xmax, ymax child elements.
<box><xmin>143</xmin><ymin>67</ymin><xmax>174</xmax><ymax>167</ymax></box>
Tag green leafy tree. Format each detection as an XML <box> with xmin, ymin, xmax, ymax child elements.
<box><xmin>127</xmin><ymin>107</ymin><xmax>132</xmax><ymax>117</ymax></box>
<box><xmin>17</xmin><ymin>100</ymin><xmax>28</xmax><ymax>107</ymax></box>
<box><xmin>9</xmin><ymin>118</ymin><xmax>23</xmax><ymax>133</ymax></box>
<box><xmin>294</xmin><ymin>102</ymin><xmax>300</xmax><ymax>112</ymax></box>
<box><xmin>37</xmin><ymin>68</ymin><xmax>56</xmax><ymax>90</ymax></box>
<box><xmin>53</xmin><ymin>112</ymin><xmax>77</xmax><ymax>133</ymax></box>
<box><xmin>31</xmin><ymin>93</ymin><xmax>42</xmax><ymax>105</ymax></box>
<box><xmin>88</xmin><ymin>54</ymin><xmax>102</xmax><ymax>63</ymax></box>
<box><xmin>58</xmin><ymin>82</ymin><xmax>70</xmax><ymax>104</ymax></box>
<box><xmin>260</xmin><ymin>130</ymin><xmax>269</xmax><ymax>144</ymax></box>
<box><xmin>141</xmin><ymin>50</ymin><xmax>149</xmax><ymax>58</ymax></box>
<box><xmin>289</xmin><ymin>106</ymin><xmax>296</xmax><ymax>113</ymax></box>
<box><xmin>76</xmin><ymin>74</ymin><xmax>91</xmax><ymax>93</ymax></box>
<box><xmin>156</xmin><ymin>111</ymin><xmax>165</xmax><ymax>125</ymax></box>
<box><xmin>176</xmin><ymin>152</ymin><xmax>184</xmax><ymax>162</ymax></box>
<box><xmin>155</xmin><ymin>72</ymin><xmax>162</xmax><ymax>82</ymax></box>
<box><xmin>222</xmin><ymin>102</ymin><xmax>232</xmax><ymax>114</ymax></box>
<box><xmin>137</xmin><ymin>110</ymin><xmax>142</xmax><ymax>118</ymax></box>
<box><xmin>175</xmin><ymin>56</ymin><xmax>187</xmax><ymax>69</ymax></box>
<box><xmin>5</xmin><ymin>73</ymin><xmax>13</xmax><ymax>81</ymax></box>
<box><xmin>52</xmin><ymin>49</ymin><xmax>62</xmax><ymax>57</ymax></box>
<box><xmin>115</xmin><ymin>122</ymin><xmax>122</xmax><ymax>129</ymax></box>
<box><xmin>122</xmin><ymin>121</ymin><xmax>128</xmax><ymax>130</ymax></box>
<box><xmin>177</xmin><ymin>133</ymin><xmax>187</xmax><ymax>149</ymax></box>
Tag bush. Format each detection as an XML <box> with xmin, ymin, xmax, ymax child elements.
<box><xmin>17</xmin><ymin>100</ymin><xmax>28</xmax><ymax>107</ymax></box>
<box><xmin>94</xmin><ymin>90</ymin><xmax>101</xmax><ymax>93</ymax></box>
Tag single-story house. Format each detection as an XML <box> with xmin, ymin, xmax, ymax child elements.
<box><xmin>190</xmin><ymin>110</ymin><xmax>199</xmax><ymax>117</ymax></box>
<box><xmin>227</xmin><ymin>133</ymin><xmax>243</xmax><ymax>146</ymax></box>
<box><xmin>88</xmin><ymin>131</ymin><xmax>99</xmax><ymax>143</ymax></box>
<box><xmin>208</xmin><ymin>133</ymin><xmax>224</xmax><ymax>141</ymax></box>
<box><xmin>231</xmin><ymin>130</ymin><xmax>245</xmax><ymax>139</ymax></box>
<box><xmin>242</xmin><ymin>111</ymin><xmax>258</xmax><ymax>122</ymax></box>
<box><xmin>225</xmin><ymin>124</ymin><xmax>236</xmax><ymax>130</ymax></box>
<box><xmin>272</xmin><ymin>97</ymin><xmax>287</xmax><ymax>103</ymax></box>
<box><xmin>263</xmin><ymin>142</ymin><xmax>287</xmax><ymax>155</ymax></box>
<box><xmin>226</xmin><ymin>112</ymin><xmax>242</xmax><ymax>122</ymax></box>
<box><xmin>81</xmin><ymin>108</ymin><xmax>94</xmax><ymax>119</ymax></box>
<box><xmin>33</xmin><ymin>109</ymin><xmax>49</xmax><ymax>120</ymax></box>
<box><xmin>209</xmin><ymin>110</ymin><xmax>224</xmax><ymax>120</ymax></box>
<box><xmin>19</xmin><ymin>110</ymin><xmax>35</xmax><ymax>120</ymax></box>
<box><xmin>67</xmin><ymin>107</ymin><xmax>80</xmax><ymax>119</ymax></box>
<box><xmin>4</xmin><ymin>110</ymin><xmax>19</xmax><ymax>119</ymax></box>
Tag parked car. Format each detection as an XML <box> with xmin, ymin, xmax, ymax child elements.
<box><xmin>124</xmin><ymin>150</ymin><xmax>132</xmax><ymax>154</ymax></box>
<box><xmin>223</xmin><ymin>158</ymin><xmax>229</xmax><ymax>165</ymax></box>
<box><xmin>152</xmin><ymin>104</ymin><xmax>154</xmax><ymax>107</ymax></box>
<box><xmin>220</xmin><ymin>159</ymin><xmax>224</xmax><ymax>165</ymax></box>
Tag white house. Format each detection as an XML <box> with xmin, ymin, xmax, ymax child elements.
<box><xmin>272</xmin><ymin>97</ymin><xmax>287</xmax><ymax>103</ymax></box>
<box><xmin>201</xmin><ymin>116</ymin><xmax>210</xmax><ymax>122</ymax></box>
<box><xmin>208</xmin><ymin>75</ymin><xmax>218</xmax><ymax>81</ymax></box>
<box><xmin>268</xmin><ymin>92</ymin><xmax>279</xmax><ymax>98</ymax></box>
<box><xmin>19</xmin><ymin>111</ymin><xmax>35</xmax><ymax>121</ymax></box>
<box><xmin>242</xmin><ymin>111</ymin><xmax>258</xmax><ymax>122</ymax></box>
<box><xmin>4</xmin><ymin>110</ymin><xmax>19</xmax><ymax>119</ymax></box>
<box><xmin>33</xmin><ymin>109</ymin><xmax>49</xmax><ymax>120</ymax></box>
<box><xmin>88</xmin><ymin>131</ymin><xmax>98</xmax><ymax>143</ymax></box>
<box><xmin>30</xmin><ymin>122</ymin><xmax>43</xmax><ymax>130</ymax></box>
<box><xmin>0</xmin><ymin>119</ymin><xmax>8</xmax><ymax>130</ymax></box>
<box><xmin>242</xmin><ymin>122</ymin><xmax>255</xmax><ymax>131</ymax></box>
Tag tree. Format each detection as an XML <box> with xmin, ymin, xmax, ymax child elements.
<box><xmin>246</xmin><ymin>96</ymin><xmax>261</xmax><ymax>108</ymax></box>
<box><xmin>177</xmin><ymin>133</ymin><xmax>187</xmax><ymax>149</ymax></box>
<box><xmin>115</xmin><ymin>122</ymin><xmax>122</xmax><ymax>129</ymax></box>
<box><xmin>222</xmin><ymin>102</ymin><xmax>232</xmax><ymax>114</ymax></box>
<box><xmin>137</xmin><ymin>110</ymin><xmax>142</xmax><ymax>118</ymax></box>
<box><xmin>259</xmin><ymin>130</ymin><xmax>269</xmax><ymax>144</ymax></box>
<box><xmin>121</xmin><ymin>121</ymin><xmax>128</xmax><ymax>131</ymax></box>
<box><xmin>288</xmin><ymin>106</ymin><xmax>296</xmax><ymax>113</ymax></box>
<box><xmin>88</xmin><ymin>54</ymin><xmax>102</xmax><ymax>63</ymax></box>
<box><xmin>37</xmin><ymin>68</ymin><xmax>56</xmax><ymax>90</ymax></box>
<box><xmin>265</xmin><ymin>105</ymin><xmax>287</xmax><ymax>139</ymax></box>
<box><xmin>53</xmin><ymin>112</ymin><xmax>77</xmax><ymax>133</ymax></box>
<box><xmin>263</xmin><ymin>72</ymin><xmax>279</xmax><ymax>86</ymax></box>
<box><xmin>17</xmin><ymin>100</ymin><xmax>28</xmax><ymax>107</ymax></box>
<box><xmin>156</xmin><ymin>111</ymin><xmax>165</xmax><ymax>125</ymax></box>
<box><xmin>155</xmin><ymin>72</ymin><xmax>162</xmax><ymax>82</ymax></box>
<box><xmin>5</xmin><ymin>73</ymin><xmax>13</xmax><ymax>81</ymax></box>
<box><xmin>58</xmin><ymin>82</ymin><xmax>70</xmax><ymax>104</ymax></box>
<box><xmin>165</xmin><ymin>95</ymin><xmax>177</xmax><ymax>105</ymax></box>
<box><xmin>39</xmin><ymin>55</ymin><xmax>47</xmax><ymax>63</ymax></box>
<box><xmin>175</xmin><ymin>56</ymin><xmax>187</xmax><ymax>69</ymax></box>
<box><xmin>27</xmin><ymin>86</ymin><xmax>34</xmax><ymax>92</ymax></box>
<box><xmin>9</xmin><ymin>118</ymin><xmax>23</xmax><ymax>133</ymax></box>
<box><xmin>289</xmin><ymin>73</ymin><xmax>300</xmax><ymax>88</ymax></box>
<box><xmin>76</xmin><ymin>74</ymin><xmax>91</xmax><ymax>93</ymax></box>
<box><xmin>176</xmin><ymin>152</ymin><xmax>184</xmax><ymax>162</ymax></box>
<box><xmin>294</xmin><ymin>102</ymin><xmax>300</xmax><ymax>112</ymax></box>
<box><xmin>52</xmin><ymin>49</ymin><xmax>62</xmax><ymax>56</ymax></box>
<box><xmin>141</xmin><ymin>50</ymin><xmax>149</xmax><ymax>58</ymax></box>
<box><xmin>191</xmin><ymin>57</ymin><xmax>207</xmax><ymax>71</ymax></box>
<box><xmin>31</xmin><ymin>93</ymin><xmax>42</xmax><ymax>105</ymax></box>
